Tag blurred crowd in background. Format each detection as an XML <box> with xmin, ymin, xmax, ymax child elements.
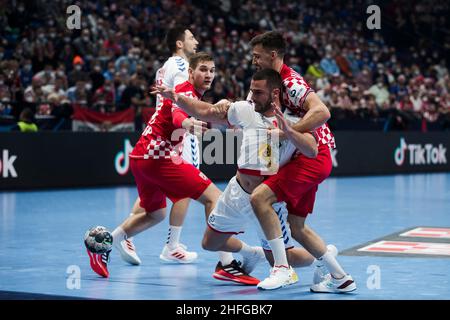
<box><xmin>0</xmin><ymin>0</ymin><xmax>449</xmax><ymax>131</ymax></box>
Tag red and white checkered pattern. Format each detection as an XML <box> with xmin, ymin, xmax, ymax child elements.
<box><xmin>280</xmin><ymin>64</ymin><xmax>335</xmax><ymax>149</ymax></box>
<box><xmin>130</xmin><ymin>81</ymin><xmax>201</xmax><ymax>160</ymax></box>
<box><xmin>141</xmin><ymin>136</ymin><xmax>177</xmax><ymax>160</ymax></box>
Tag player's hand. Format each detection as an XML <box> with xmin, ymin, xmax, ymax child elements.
<box><xmin>269</xmin><ymin>128</ymin><xmax>286</xmax><ymax>140</ymax></box>
<box><xmin>212</xmin><ymin>99</ymin><xmax>231</xmax><ymax>119</ymax></box>
<box><xmin>182</xmin><ymin>117</ymin><xmax>208</xmax><ymax>136</ymax></box>
<box><xmin>150</xmin><ymin>85</ymin><xmax>177</xmax><ymax>101</ymax></box>
<box><xmin>272</xmin><ymin>103</ymin><xmax>291</xmax><ymax>134</ymax></box>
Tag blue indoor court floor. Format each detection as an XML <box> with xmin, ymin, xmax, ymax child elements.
<box><xmin>1</xmin><ymin>173</ymin><xmax>449</xmax><ymax>300</ymax></box>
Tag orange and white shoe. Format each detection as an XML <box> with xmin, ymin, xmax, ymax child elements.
<box><xmin>115</xmin><ymin>238</ymin><xmax>142</xmax><ymax>265</ymax></box>
<box><xmin>87</xmin><ymin>249</ymin><xmax>111</xmax><ymax>278</ymax></box>
<box><xmin>213</xmin><ymin>260</ymin><xmax>260</xmax><ymax>285</ymax></box>
<box><xmin>160</xmin><ymin>243</ymin><xmax>198</xmax><ymax>263</ymax></box>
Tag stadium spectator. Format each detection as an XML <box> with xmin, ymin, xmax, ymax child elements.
<box><xmin>13</xmin><ymin>107</ymin><xmax>38</xmax><ymax>132</ymax></box>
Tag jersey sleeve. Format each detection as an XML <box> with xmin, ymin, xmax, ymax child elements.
<box><xmin>283</xmin><ymin>76</ymin><xmax>314</xmax><ymax>108</ymax></box>
<box><xmin>172</xmin><ymin>106</ymin><xmax>189</xmax><ymax>128</ymax></box>
<box><xmin>227</xmin><ymin>101</ymin><xmax>255</xmax><ymax>128</ymax></box>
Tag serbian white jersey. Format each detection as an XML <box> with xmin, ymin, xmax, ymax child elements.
<box><xmin>227</xmin><ymin>100</ymin><xmax>299</xmax><ymax>176</ymax></box>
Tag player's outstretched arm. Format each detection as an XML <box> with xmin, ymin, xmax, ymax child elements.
<box><xmin>273</xmin><ymin>104</ymin><xmax>318</xmax><ymax>158</ymax></box>
<box><xmin>151</xmin><ymin>85</ymin><xmax>229</xmax><ymax>123</ymax></box>
<box><xmin>291</xmin><ymin>92</ymin><xmax>331</xmax><ymax>133</ymax></box>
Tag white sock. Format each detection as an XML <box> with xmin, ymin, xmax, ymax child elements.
<box><xmin>166</xmin><ymin>226</ymin><xmax>182</xmax><ymax>249</ymax></box>
<box><xmin>319</xmin><ymin>251</ymin><xmax>346</xmax><ymax>279</ymax></box>
<box><xmin>268</xmin><ymin>237</ymin><xmax>288</xmax><ymax>268</ymax></box>
<box><xmin>112</xmin><ymin>226</ymin><xmax>127</xmax><ymax>243</ymax></box>
<box><xmin>218</xmin><ymin>251</ymin><xmax>234</xmax><ymax>265</ymax></box>
<box><xmin>238</xmin><ymin>241</ymin><xmax>254</xmax><ymax>258</ymax></box>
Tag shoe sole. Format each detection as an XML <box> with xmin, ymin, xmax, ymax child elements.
<box><xmin>257</xmin><ymin>278</ymin><xmax>298</xmax><ymax>290</ymax></box>
<box><xmin>119</xmin><ymin>252</ymin><xmax>141</xmax><ymax>265</ymax></box>
<box><xmin>310</xmin><ymin>283</ymin><xmax>357</xmax><ymax>293</ymax></box>
<box><xmin>213</xmin><ymin>273</ymin><xmax>260</xmax><ymax>286</ymax></box>
<box><xmin>159</xmin><ymin>254</ymin><xmax>197</xmax><ymax>264</ymax></box>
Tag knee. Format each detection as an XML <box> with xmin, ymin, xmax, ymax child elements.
<box><xmin>291</xmin><ymin>225</ymin><xmax>307</xmax><ymax>242</ymax></box>
<box><xmin>201</xmin><ymin>234</ymin><xmax>217</xmax><ymax>251</ymax></box>
<box><xmin>145</xmin><ymin>210</ymin><xmax>166</xmax><ymax>223</ymax></box>
<box><xmin>250</xmin><ymin>190</ymin><xmax>265</xmax><ymax>210</ymax></box>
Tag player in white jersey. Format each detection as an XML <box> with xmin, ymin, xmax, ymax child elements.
<box><xmin>113</xmin><ymin>27</ymin><xmax>203</xmax><ymax>265</ymax></box>
<box><xmin>153</xmin><ymin>68</ymin><xmax>336</xmax><ymax>285</ymax></box>
<box><xmin>249</xmin><ymin>31</ymin><xmax>355</xmax><ymax>292</ymax></box>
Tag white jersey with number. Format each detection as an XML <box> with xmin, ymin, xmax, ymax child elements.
<box><xmin>154</xmin><ymin>55</ymin><xmax>200</xmax><ymax>168</ymax></box>
<box><xmin>227</xmin><ymin>100</ymin><xmax>298</xmax><ymax>176</ymax></box>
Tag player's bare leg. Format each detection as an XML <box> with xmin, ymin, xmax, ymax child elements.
<box><xmin>111</xmin><ymin>208</ymin><xmax>166</xmax><ymax>266</ymax></box>
<box><xmin>250</xmin><ymin>184</ymin><xmax>297</xmax><ymax>290</ymax></box>
<box><xmin>109</xmin><ymin>197</ymin><xmax>146</xmax><ymax>266</ymax></box>
<box><xmin>202</xmin><ymin>228</ymin><xmax>264</xmax><ymax>285</ymax></box>
<box><xmin>263</xmin><ymin>247</ymin><xmax>315</xmax><ymax>268</ymax></box>
<box><xmin>288</xmin><ymin>215</ymin><xmax>356</xmax><ymax>293</ymax></box>
<box><xmin>160</xmin><ymin>198</ymin><xmax>198</xmax><ymax>263</ymax></box>
<box><xmin>131</xmin><ymin>197</ymin><xmax>146</xmax><ymax>215</ymax></box>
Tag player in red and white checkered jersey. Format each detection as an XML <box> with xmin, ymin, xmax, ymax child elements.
<box><xmin>248</xmin><ymin>31</ymin><xmax>356</xmax><ymax>292</ymax></box>
<box><xmin>86</xmin><ymin>53</ymin><xmax>223</xmax><ymax>278</ymax></box>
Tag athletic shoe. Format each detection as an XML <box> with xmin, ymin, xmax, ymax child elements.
<box><xmin>313</xmin><ymin>244</ymin><xmax>338</xmax><ymax>284</ymax></box>
<box><xmin>310</xmin><ymin>274</ymin><xmax>357</xmax><ymax>293</ymax></box>
<box><xmin>241</xmin><ymin>246</ymin><xmax>266</xmax><ymax>274</ymax></box>
<box><xmin>115</xmin><ymin>238</ymin><xmax>141</xmax><ymax>265</ymax></box>
<box><xmin>257</xmin><ymin>265</ymin><xmax>298</xmax><ymax>290</ymax></box>
<box><xmin>160</xmin><ymin>243</ymin><xmax>198</xmax><ymax>263</ymax></box>
<box><xmin>213</xmin><ymin>260</ymin><xmax>260</xmax><ymax>285</ymax></box>
<box><xmin>87</xmin><ymin>249</ymin><xmax>111</xmax><ymax>278</ymax></box>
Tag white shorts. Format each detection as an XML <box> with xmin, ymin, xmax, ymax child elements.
<box><xmin>181</xmin><ymin>132</ymin><xmax>200</xmax><ymax>169</ymax></box>
<box><xmin>207</xmin><ymin>176</ymin><xmax>295</xmax><ymax>251</ymax></box>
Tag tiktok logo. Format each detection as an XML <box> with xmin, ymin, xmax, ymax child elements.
<box><xmin>0</xmin><ymin>149</ymin><xmax>18</xmax><ymax>178</ymax></box>
<box><xmin>394</xmin><ymin>137</ymin><xmax>447</xmax><ymax>166</ymax></box>
<box><xmin>115</xmin><ymin>139</ymin><xmax>133</xmax><ymax>175</ymax></box>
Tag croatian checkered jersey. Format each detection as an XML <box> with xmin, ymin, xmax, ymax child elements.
<box><xmin>280</xmin><ymin>64</ymin><xmax>335</xmax><ymax>149</ymax></box>
<box><xmin>130</xmin><ymin>81</ymin><xmax>199</xmax><ymax>160</ymax></box>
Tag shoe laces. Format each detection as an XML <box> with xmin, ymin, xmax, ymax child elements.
<box><xmin>270</xmin><ymin>265</ymin><xmax>289</xmax><ymax>277</ymax></box>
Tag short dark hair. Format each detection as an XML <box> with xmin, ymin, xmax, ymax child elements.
<box><xmin>252</xmin><ymin>68</ymin><xmax>283</xmax><ymax>92</ymax></box>
<box><xmin>19</xmin><ymin>107</ymin><xmax>34</xmax><ymax>123</ymax></box>
<box><xmin>165</xmin><ymin>26</ymin><xmax>187</xmax><ymax>53</ymax></box>
<box><xmin>249</xmin><ymin>31</ymin><xmax>286</xmax><ymax>57</ymax></box>
<box><xmin>189</xmin><ymin>52</ymin><xmax>214</xmax><ymax>70</ymax></box>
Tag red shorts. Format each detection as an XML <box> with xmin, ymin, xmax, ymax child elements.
<box><xmin>263</xmin><ymin>144</ymin><xmax>332</xmax><ymax>217</ymax></box>
<box><xmin>130</xmin><ymin>157</ymin><xmax>212</xmax><ymax>212</ymax></box>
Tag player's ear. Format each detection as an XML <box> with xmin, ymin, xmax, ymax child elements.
<box><xmin>188</xmin><ymin>67</ymin><xmax>194</xmax><ymax>77</ymax></box>
<box><xmin>271</xmin><ymin>50</ymin><xmax>277</xmax><ymax>60</ymax></box>
<box><xmin>176</xmin><ymin>39</ymin><xmax>184</xmax><ymax>51</ymax></box>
